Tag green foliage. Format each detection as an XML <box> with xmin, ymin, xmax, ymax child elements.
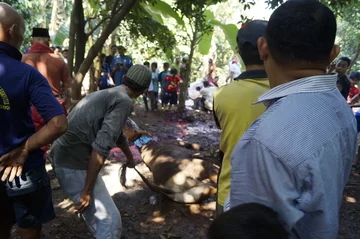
<box><xmin>198</xmin><ymin>10</ymin><xmax>215</xmax><ymax>55</ymax></box>
<box><xmin>52</xmin><ymin>20</ymin><xmax>70</xmax><ymax>46</ymax></box>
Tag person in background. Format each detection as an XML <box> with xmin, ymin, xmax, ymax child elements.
<box><xmin>200</xmin><ymin>81</ymin><xmax>216</xmax><ymax>112</ymax></box>
<box><xmin>348</xmin><ymin>72</ymin><xmax>360</xmax><ymax>103</ymax></box>
<box><xmin>213</xmin><ymin>20</ymin><xmax>269</xmax><ymax>217</ymax></box>
<box><xmin>230</xmin><ymin>1</ymin><xmax>357</xmax><ymax>238</ymax></box>
<box><xmin>142</xmin><ymin>61</ymin><xmax>150</xmax><ymax>112</ymax></box>
<box><xmin>336</xmin><ymin>56</ymin><xmax>351</xmax><ymax>99</ymax></box>
<box><xmin>111</xmin><ymin>45</ymin><xmax>133</xmax><ymax>86</ymax></box>
<box><xmin>50</xmin><ymin>65</ymin><xmax>152</xmax><ymax>239</ymax></box>
<box><xmin>208</xmin><ymin>203</ymin><xmax>288</xmax><ymax>239</ymax></box>
<box><xmin>53</xmin><ymin>46</ymin><xmax>61</xmax><ymax>56</ymax></box>
<box><xmin>106</xmin><ymin>45</ymin><xmax>117</xmax><ymax>68</ymax></box>
<box><xmin>208</xmin><ymin>58</ymin><xmax>216</xmax><ymax>82</ymax></box>
<box><xmin>159</xmin><ymin>62</ymin><xmax>171</xmax><ymax>109</ymax></box>
<box><xmin>171</xmin><ymin>54</ymin><xmax>181</xmax><ymax>73</ymax></box>
<box><xmin>98</xmin><ymin>53</ymin><xmax>115</xmax><ymax>90</ymax></box>
<box><xmin>22</xmin><ymin>28</ymin><xmax>71</xmax><ymax>157</ymax></box>
<box><xmin>163</xmin><ymin>68</ymin><xmax>182</xmax><ymax>110</ymax></box>
<box><xmin>225</xmin><ymin>56</ymin><xmax>241</xmax><ymax>84</ymax></box>
<box><xmin>0</xmin><ymin>3</ymin><xmax>68</xmax><ymax>238</ymax></box>
<box><xmin>62</xmin><ymin>49</ymin><xmax>68</xmax><ymax>64</ymax></box>
<box><xmin>148</xmin><ymin>62</ymin><xmax>159</xmax><ymax>112</ymax></box>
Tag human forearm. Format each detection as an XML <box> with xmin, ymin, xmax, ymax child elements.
<box><xmin>24</xmin><ymin>114</ymin><xmax>67</xmax><ymax>152</ymax></box>
<box><xmin>83</xmin><ymin>150</ymin><xmax>105</xmax><ymax>194</ymax></box>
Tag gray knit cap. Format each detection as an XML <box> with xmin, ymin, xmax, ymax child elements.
<box><xmin>126</xmin><ymin>64</ymin><xmax>152</xmax><ymax>87</ymax></box>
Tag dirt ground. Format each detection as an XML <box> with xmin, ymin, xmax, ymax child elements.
<box><xmin>11</xmin><ymin>105</ymin><xmax>360</xmax><ymax>239</ymax></box>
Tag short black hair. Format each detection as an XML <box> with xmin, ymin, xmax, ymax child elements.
<box><xmin>208</xmin><ymin>203</ymin><xmax>288</xmax><ymax>239</ymax></box>
<box><xmin>239</xmin><ymin>42</ymin><xmax>263</xmax><ymax>65</ymax></box>
<box><xmin>151</xmin><ymin>62</ymin><xmax>158</xmax><ymax>68</ymax></box>
<box><xmin>338</xmin><ymin>57</ymin><xmax>351</xmax><ymax>67</ymax></box>
<box><xmin>164</xmin><ymin>62</ymin><xmax>170</xmax><ymax>67</ymax></box>
<box><xmin>111</xmin><ymin>45</ymin><xmax>117</xmax><ymax>49</ymax></box>
<box><xmin>62</xmin><ymin>49</ymin><xmax>68</xmax><ymax>53</ymax></box>
<box><xmin>143</xmin><ymin>61</ymin><xmax>150</xmax><ymax>67</ymax></box>
<box><xmin>170</xmin><ymin>68</ymin><xmax>178</xmax><ymax>75</ymax></box>
<box><xmin>122</xmin><ymin>76</ymin><xmax>147</xmax><ymax>92</ymax></box>
<box><xmin>350</xmin><ymin>72</ymin><xmax>360</xmax><ymax>81</ymax></box>
<box><xmin>266</xmin><ymin>0</ymin><xmax>336</xmax><ymax>66</ymax></box>
<box><xmin>55</xmin><ymin>46</ymin><xmax>61</xmax><ymax>50</ymax></box>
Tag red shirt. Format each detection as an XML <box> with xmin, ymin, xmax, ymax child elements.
<box><xmin>348</xmin><ymin>86</ymin><xmax>359</xmax><ymax>101</ymax></box>
<box><xmin>165</xmin><ymin>75</ymin><xmax>181</xmax><ymax>92</ymax></box>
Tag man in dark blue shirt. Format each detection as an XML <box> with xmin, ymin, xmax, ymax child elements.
<box><xmin>0</xmin><ymin>3</ymin><xmax>67</xmax><ymax>239</ymax></box>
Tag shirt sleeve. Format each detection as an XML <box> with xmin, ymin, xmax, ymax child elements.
<box><xmin>92</xmin><ymin>99</ymin><xmax>133</xmax><ymax>157</ymax></box>
<box><xmin>230</xmin><ymin>138</ymin><xmax>304</xmax><ymax>230</ymax></box>
<box><xmin>28</xmin><ymin>69</ymin><xmax>65</xmax><ymax>122</ymax></box>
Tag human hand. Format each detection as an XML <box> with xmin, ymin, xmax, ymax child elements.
<box><xmin>328</xmin><ymin>62</ymin><xmax>336</xmax><ymax>72</ymax></box>
<box><xmin>75</xmin><ymin>190</ymin><xmax>92</xmax><ymax>214</ymax></box>
<box><xmin>121</xmin><ymin>65</ymin><xmax>127</xmax><ymax>71</ymax></box>
<box><xmin>0</xmin><ymin>145</ymin><xmax>29</xmax><ymax>182</ymax></box>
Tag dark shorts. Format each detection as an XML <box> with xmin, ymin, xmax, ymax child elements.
<box><xmin>163</xmin><ymin>91</ymin><xmax>178</xmax><ymax>105</ymax></box>
<box><xmin>3</xmin><ymin>166</ymin><xmax>55</xmax><ymax>228</ymax></box>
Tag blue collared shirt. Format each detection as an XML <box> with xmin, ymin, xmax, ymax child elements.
<box><xmin>230</xmin><ymin>74</ymin><xmax>357</xmax><ymax>239</ymax></box>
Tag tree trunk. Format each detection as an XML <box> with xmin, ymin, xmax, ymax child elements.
<box><xmin>49</xmin><ymin>0</ymin><xmax>58</xmax><ymax>33</ymax></box>
<box><xmin>74</xmin><ymin>0</ymin><xmax>86</xmax><ymax>73</ymax></box>
<box><xmin>71</xmin><ymin>0</ymin><xmax>138</xmax><ymax>101</ymax></box>
<box><xmin>41</xmin><ymin>0</ymin><xmax>47</xmax><ymax>28</ymax></box>
<box><xmin>178</xmin><ymin>29</ymin><xmax>198</xmax><ymax>110</ymax></box>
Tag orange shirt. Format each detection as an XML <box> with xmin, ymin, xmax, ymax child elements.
<box><xmin>22</xmin><ymin>52</ymin><xmax>71</xmax><ymax>98</ymax></box>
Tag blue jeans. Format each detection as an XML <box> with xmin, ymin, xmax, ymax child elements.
<box><xmin>54</xmin><ymin>166</ymin><xmax>121</xmax><ymax>239</ymax></box>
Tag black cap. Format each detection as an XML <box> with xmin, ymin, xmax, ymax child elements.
<box><xmin>236</xmin><ymin>20</ymin><xmax>268</xmax><ymax>48</ymax></box>
<box><xmin>32</xmin><ymin>28</ymin><xmax>50</xmax><ymax>38</ymax></box>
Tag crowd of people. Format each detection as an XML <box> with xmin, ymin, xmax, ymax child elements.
<box><xmin>1</xmin><ymin>0</ymin><xmax>360</xmax><ymax>239</ymax></box>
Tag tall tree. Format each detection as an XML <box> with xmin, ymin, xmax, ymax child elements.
<box><xmin>68</xmin><ymin>0</ymin><xmax>138</xmax><ymax>102</ymax></box>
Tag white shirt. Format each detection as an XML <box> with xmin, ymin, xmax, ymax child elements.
<box><xmin>229</xmin><ymin>63</ymin><xmax>241</xmax><ymax>79</ymax></box>
<box><xmin>148</xmin><ymin>72</ymin><xmax>155</xmax><ymax>91</ymax></box>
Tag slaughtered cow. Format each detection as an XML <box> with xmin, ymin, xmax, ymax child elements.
<box><xmin>112</xmin><ymin>119</ymin><xmax>218</xmax><ymax>204</ymax></box>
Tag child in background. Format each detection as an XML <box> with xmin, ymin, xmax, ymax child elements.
<box><xmin>208</xmin><ymin>203</ymin><xmax>288</xmax><ymax>239</ymax></box>
<box><xmin>98</xmin><ymin>53</ymin><xmax>115</xmax><ymax>90</ymax></box>
<box><xmin>348</xmin><ymin>72</ymin><xmax>360</xmax><ymax>104</ymax></box>
<box><xmin>163</xmin><ymin>68</ymin><xmax>182</xmax><ymax>110</ymax></box>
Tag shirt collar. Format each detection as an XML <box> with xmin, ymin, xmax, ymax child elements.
<box><xmin>255</xmin><ymin>74</ymin><xmax>338</xmax><ymax>106</ymax></box>
<box><xmin>235</xmin><ymin>69</ymin><xmax>267</xmax><ymax>80</ymax></box>
<box><xmin>0</xmin><ymin>41</ymin><xmax>22</xmax><ymax>61</ymax></box>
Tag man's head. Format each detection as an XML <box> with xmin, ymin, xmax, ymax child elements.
<box><xmin>111</xmin><ymin>45</ymin><xmax>117</xmax><ymax>55</ymax></box>
<box><xmin>258</xmin><ymin>0</ymin><xmax>339</xmax><ymax>83</ymax></box>
<box><xmin>62</xmin><ymin>49</ymin><xmax>68</xmax><ymax>59</ymax></box>
<box><xmin>336</xmin><ymin>57</ymin><xmax>351</xmax><ymax>77</ymax></box>
<box><xmin>0</xmin><ymin>3</ymin><xmax>25</xmax><ymax>50</ymax></box>
<box><xmin>31</xmin><ymin>28</ymin><xmax>51</xmax><ymax>47</ymax></box>
<box><xmin>163</xmin><ymin>62</ymin><xmax>170</xmax><ymax>71</ymax></box>
<box><xmin>175</xmin><ymin>55</ymin><xmax>180</xmax><ymax>64</ymax></box>
<box><xmin>208</xmin><ymin>203</ymin><xmax>288</xmax><ymax>239</ymax></box>
<box><xmin>236</xmin><ymin>20</ymin><xmax>267</xmax><ymax>66</ymax></box>
<box><xmin>99</xmin><ymin>53</ymin><xmax>106</xmax><ymax>63</ymax></box>
<box><xmin>118</xmin><ymin>45</ymin><xmax>126</xmax><ymax>55</ymax></box>
<box><xmin>349</xmin><ymin>72</ymin><xmax>360</xmax><ymax>87</ymax></box>
<box><xmin>151</xmin><ymin>62</ymin><xmax>157</xmax><ymax>72</ymax></box>
<box><xmin>143</xmin><ymin>61</ymin><xmax>150</xmax><ymax>68</ymax></box>
<box><xmin>122</xmin><ymin>64</ymin><xmax>152</xmax><ymax>99</ymax></box>
<box><xmin>231</xmin><ymin>56</ymin><xmax>238</xmax><ymax>63</ymax></box>
<box><xmin>54</xmin><ymin>46</ymin><xmax>61</xmax><ymax>55</ymax></box>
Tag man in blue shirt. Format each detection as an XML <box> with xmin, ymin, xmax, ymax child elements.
<box><xmin>229</xmin><ymin>1</ymin><xmax>357</xmax><ymax>238</ymax></box>
<box><xmin>0</xmin><ymin>3</ymin><xmax>67</xmax><ymax>239</ymax></box>
<box><xmin>111</xmin><ymin>45</ymin><xmax>133</xmax><ymax>86</ymax></box>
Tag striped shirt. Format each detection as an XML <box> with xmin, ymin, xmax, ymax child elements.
<box><xmin>230</xmin><ymin>74</ymin><xmax>357</xmax><ymax>239</ymax></box>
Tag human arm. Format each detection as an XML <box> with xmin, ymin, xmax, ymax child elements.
<box><xmin>230</xmin><ymin>139</ymin><xmax>303</xmax><ymax>230</ymax></box>
<box><xmin>0</xmin><ymin>71</ymin><xmax>67</xmax><ymax>182</ymax></box>
<box><xmin>76</xmin><ymin>149</ymin><xmax>105</xmax><ymax>213</ymax></box>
